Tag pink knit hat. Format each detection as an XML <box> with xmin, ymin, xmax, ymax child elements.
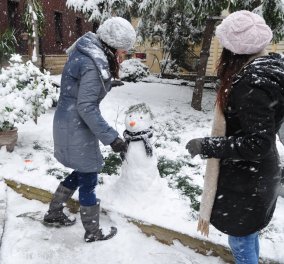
<box><xmin>215</xmin><ymin>10</ymin><xmax>272</xmax><ymax>55</ymax></box>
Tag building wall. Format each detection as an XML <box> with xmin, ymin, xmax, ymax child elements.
<box><xmin>11</xmin><ymin>1</ymin><xmax>28</xmax><ymax>55</ymax></box>
<box><xmin>206</xmin><ymin>37</ymin><xmax>284</xmax><ymax>76</ymax></box>
<box><xmin>134</xmin><ymin>44</ymin><xmax>164</xmax><ymax>74</ymax></box>
<box><xmin>0</xmin><ymin>1</ymin><xmax>9</xmax><ymax>32</ymax></box>
<box><xmin>0</xmin><ymin>0</ymin><xmax>27</xmax><ymax>54</ymax></box>
<box><xmin>0</xmin><ymin>0</ymin><xmax>94</xmax><ymax>73</ymax></box>
<box><xmin>0</xmin><ymin>0</ymin><xmax>93</xmax><ymax>56</ymax></box>
<box><xmin>130</xmin><ymin>18</ymin><xmax>163</xmax><ymax>74</ymax></box>
<box><xmin>41</xmin><ymin>1</ymin><xmax>93</xmax><ymax>54</ymax></box>
<box><xmin>137</xmin><ymin>36</ymin><xmax>284</xmax><ymax>76</ymax></box>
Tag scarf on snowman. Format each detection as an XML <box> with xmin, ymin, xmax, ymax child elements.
<box><xmin>123</xmin><ymin>128</ymin><xmax>154</xmax><ymax>157</ymax></box>
<box><xmin>198</xmin><ymin>104</ymin><xmax>226</xmax><ymax>237</ymax></box>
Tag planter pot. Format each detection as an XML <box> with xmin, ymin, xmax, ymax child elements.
<box><xmin>0</xmin><ymin>127</ymin><xmax>18</xmax><ymax>152</ymax></box>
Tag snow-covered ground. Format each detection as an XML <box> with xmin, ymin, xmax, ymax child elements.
<box><xmin>0</xmin><ymin>76</ymin><xmax>284</xmax><ymax>263</ymax></box>
<box><xmin>0</xmin><ymin>185</ymin><xmax>225</xmax><ymax>264</ymax></box>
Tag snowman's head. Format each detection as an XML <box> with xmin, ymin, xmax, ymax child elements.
<box><xmin>125</xmin><ymin>103</ymin><xmax>153</xmax><ymax>133</ymax></box>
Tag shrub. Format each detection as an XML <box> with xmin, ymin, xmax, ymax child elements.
<box><xmin>157</xmin><ymin>156</ymin><xmax>201</xmax><ymax>211</ymax></box>
<box><xmin>157</xmin><ymin>155</ymin><xmax>195</xmax><ymax>177</ymax></box>
<box><xmin>0</xmin><ymin>29</ymin><xmax>17</xmax><ymax>67</ymax></box>
<box><xmin>120</xmin><ymin>58</ymin><xmax>150</xmax><ymax>82</ymax></box>
<box><xmin>175</xmin><ymin>176</ymin><xmax>202</xmax><ymax>211</ymax></box>
<box><xmin>0</xmin><ymin>54</ymin><xmax>57</xmax><ymax>131</ymax></box>
<box><xmin>101</xmin><ymin>153</ymin><xmax>122</xmax><ymax>175</ymax></box>
<box><xmin>160</xmin><ymin>59</ymin><xmax>180</xmax><ymax>75</ymax></box>
<box><xmin>46</xmin><ymin>168</ymin><xmax>69</xmax><ymax>180</ymax></box>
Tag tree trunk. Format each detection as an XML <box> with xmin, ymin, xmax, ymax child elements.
<box><xmin>27</xmin><ymin>0</ymin><xmax>39</xmax><ymax>65</ymax></box>
<box><xmin>191</xmin><ymin>18</ymin><xmax>219</xmax><ymax>111</ymax></box>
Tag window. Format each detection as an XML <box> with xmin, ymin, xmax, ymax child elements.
<box><xmin>54</xmin><ymin>12</ymin><xmax>63</xmax><ymax>44</ymax></box>
<box><xmin>75</xmin><ymin>17</ymin><xmax>83</xmax><ymax>38</ymax></box>
<box><xmin>8</xmin><ymin>0</ymin><xmax>18</xmax><ymax>28</ymax></box>
<box><xmin>135</xmin><ymin>52</ymin><xmax>147</xmax><ymax>61</ymax></box>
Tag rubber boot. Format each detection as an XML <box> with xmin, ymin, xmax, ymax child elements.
<box><xmin>80</xmin><ymin>200</ymin><xmax>117</xmax><ymax>242</ymax></box>
<box><xmin>44</xmin><ymin>183</ymin><xmax>76</xmax><ymax>226</ymax></box>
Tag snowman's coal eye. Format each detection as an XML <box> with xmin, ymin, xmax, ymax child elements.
<box><xmin>129</xmin><ymin>115</ymin><xmax>132</xmax><ymax>117</ymax></box>
<box><xmin>140</xmin><ymin>116</ymin><xmax>143</xmax><ymax>119</ymax></box>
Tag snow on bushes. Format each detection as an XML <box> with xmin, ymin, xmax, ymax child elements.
<box><xmin>0</xmin><ymin>54</ymin><xmax>57</xmax><ymax>131</ymax></box>
<box><xmin>120</xmin><ymin>58</ymin><xmax>150</xmax><ymax>82</ymax></box>
<box><xmin>160</xmin><ymin>59</ymin><xmax>180</xmax><ymax>75</ymax></box>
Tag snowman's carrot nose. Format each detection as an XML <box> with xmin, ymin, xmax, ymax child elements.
<box><xmin>129</xmin><ymin>121</ymin><xmax>136</xmax><ymax>127</ymax></box>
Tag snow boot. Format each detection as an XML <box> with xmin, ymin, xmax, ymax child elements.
<box><xmin>80</xmin><ymin>201</ymin><xmax>117</xmax><ymax>242</ymax></box>
<box><xmin>43</xmin><ymin>183</ymin><xmax>76</xmax><ymax>226</ymax></box>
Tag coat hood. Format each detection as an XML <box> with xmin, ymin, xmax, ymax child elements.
<box><xmin>67</xmin><ymin>32</ymin><xmax>111</xmax><ymax>80</ymax></box>
<box><xmin>234</xmin><ymin>53</ymin><xmax>284</xmax><ymax>97</ymax></box>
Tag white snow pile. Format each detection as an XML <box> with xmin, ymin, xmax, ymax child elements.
<box><xmin>120</xmin><ymin>58</ymin><xmax>150</xmax><ymax>82</ymax></box>
<box><xmin>0</xmin><ymin>54</ymin><xmax>57</xmax><ymax>131</ymax></box>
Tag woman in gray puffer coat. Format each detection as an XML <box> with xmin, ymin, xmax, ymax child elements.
<box><xmin>44</xmin><ymin>17</ymin><xmax>136</xmax><ymax>242</ymax></box>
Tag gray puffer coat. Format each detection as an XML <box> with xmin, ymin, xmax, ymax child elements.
<box><xmin>53</xmin><ymin>32</ymin><xmax>118</xmax><ymax>173</ymax></box>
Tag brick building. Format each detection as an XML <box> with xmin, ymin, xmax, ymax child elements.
<box><xmin>0</xmin><ymin>0</ymin><xmax>93</xmax><ymax>73</ymax></box>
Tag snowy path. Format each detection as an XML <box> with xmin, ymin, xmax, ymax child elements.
<box><xmin>0</xmin><ymin>183</ymin><xmax>225</xmax><ymax>264</ymax></box>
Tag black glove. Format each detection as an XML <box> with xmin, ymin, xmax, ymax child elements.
<box><xmin>111</xmin><ymin>80</ymin><xmax>124</xmax><ymax>88</ymax></box>
<box><xmin>185</xmin><ymin>138</ymin><xmax>203</xmax><ymax>158</ymax></box>
<box><xmin>110</xmin><ymin>137</ymin><xmax>128</xmax><ymax>153</ymax></box>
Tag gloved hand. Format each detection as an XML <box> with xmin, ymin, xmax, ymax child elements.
<box><xmin>185</xmin><ymin>138</ymin><xmax>203</xmax><ymax>158</ymax></box>
<box><xmin>110</xmin><ymin>137</ymin><xmax>128</xmax><ymax>153</ymax></box>
<box><xmin>111</xmin><ymin>80</ymin><xmax>124</xmax><ymax>88</ymax></box>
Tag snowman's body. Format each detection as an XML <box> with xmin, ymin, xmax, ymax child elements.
<box><xmin>116</xmin><ymin>104</ymin><xmax>161</xmax><ymax>192</ymax></box>
<box><xmin>106</xmin><ymin>104</ymin><xmax>188</xmax><ymax>217</ymax></box>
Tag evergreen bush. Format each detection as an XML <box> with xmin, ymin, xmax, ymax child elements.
<box><xmin>0</xmin><ymin>54</ymin><xmax>57</xmax><ymax>131</ymax></box>
<box><xmin>0</xmin><ymin>29</ymin><xmax>17</xmax><ymax>67</ymax></box>
<box><xmin>120</xmin><ymin>58</ymin><xmax>150</xmax><ymax>82</ymax></box>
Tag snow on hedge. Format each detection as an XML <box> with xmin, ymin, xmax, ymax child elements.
<box><xmin>0</xmin><ymin>54</ymin><xmax>57</xmax><ymax>131</ymax></box>
<box><xmin>120</xmin><ymin>58</ymin><xmax>150</xmax><ymax>82</ymax></box>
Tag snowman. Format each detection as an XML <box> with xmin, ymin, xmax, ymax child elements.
<box><xmin>116</xmin><ymin>103</ymin><xmax>162</xmax><ymax>193</ymax></box>
<box><xmin>104</xmin><ymin>103</ymin><xmax>189</xmax><ymax>218</ymax></box>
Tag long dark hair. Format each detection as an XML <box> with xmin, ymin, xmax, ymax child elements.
<box><xmin>101</xmin><ymin>41</ymin><xmax>120</xmax><ymax>79</ymax></box>
<box><xmin>216</xmin><ymin>48</ymin><xmax>251</xmax><ymax>112</ymax></box>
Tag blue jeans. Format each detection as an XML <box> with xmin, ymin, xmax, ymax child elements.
<box><xmin>228</xmin><ymin>232</ymin><xmax>259</xmax><ymax>264</ymax></box>
<box><xmin>61</xmin><ymin>171</ymin><xmax>98</xmax><ymax>206</ymax></box>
